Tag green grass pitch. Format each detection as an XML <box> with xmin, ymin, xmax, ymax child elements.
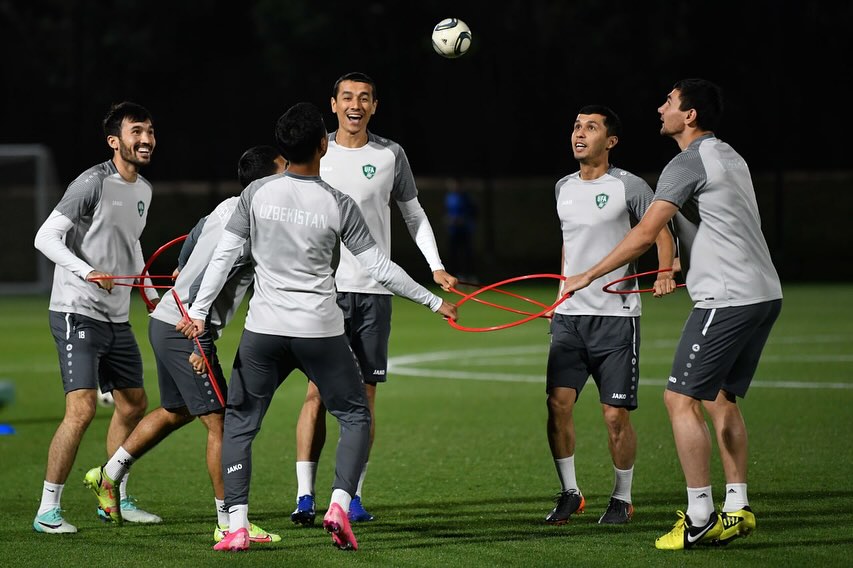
<box><xmin>0</xmin><ymin>283</ymin><xmax>851</xmax><ymax>566</ymax></box>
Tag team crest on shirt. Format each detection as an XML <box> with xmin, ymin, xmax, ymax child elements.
<box><xmin>595</xmin><ymin>193</ymin><xmax>609</xmax><ymax>209</ymax></box>
<box><xmin>362</xmin><ymin>164</ymin><xmax>376</xmax><ymax>179</ymax></box>
<box><xmin>137</xmin><ymin>201</ymin><xmax>145</xmax><ymax>216</ymax></box>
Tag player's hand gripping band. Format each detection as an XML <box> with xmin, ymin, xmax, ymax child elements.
<box><xmin>601</xmin><ymin>268</ymin><xmax>685</xmax><ymax>294</ymax></box>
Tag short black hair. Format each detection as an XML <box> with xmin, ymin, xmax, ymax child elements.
<box><xmin>237</xmin><ymin>145</ymin><xmax>282</xmax><ymax>187</ymax></box>
<box><xmin>274</xmin><ymin>102</ymin><xmax>327</xmax><ymax>165</ymax></box>
<box><xmin>672</xmin><ymin>78</ymin><xmax>724</xmax><ymax>132</ymax></box>
<box><xmin>102</xmin><ymin>102</ymin><xmax>152</xmax><ymax>138</ymax></box>
<box><xmin>577</xmin><ymin>104</ymin><xmax>622</xmax><ymax>138</ymax></box>
<box><xmin>332</xmin><ymin>71</ymin><xmax>377</xmax><ymax>100</ymax></box>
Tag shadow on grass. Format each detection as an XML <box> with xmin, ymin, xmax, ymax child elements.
<box><xmin>246</xmin><ymin>488</ymin><xmax>853</xmax><ymax>552</ymax></box>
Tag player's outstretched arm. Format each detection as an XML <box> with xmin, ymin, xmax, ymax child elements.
<box><xmin>652</xmin><ymin>224</ymin><xmax>677</xmax><ymax>298</ymax></box>
<box><xmin>564</xmin><ymin>201</ymin><xmax>680</xmax><ymax>295</ymax></box>
<box><xmin>354</xmin><ymin>245</ymin><xmax>446</xmax><ymax>314</ymax></box>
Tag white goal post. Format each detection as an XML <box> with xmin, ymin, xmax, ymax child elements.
<box><xmin>0</xmin><ymin>144</ymin><xmax>61</xmax><ymax>294</ymax></box>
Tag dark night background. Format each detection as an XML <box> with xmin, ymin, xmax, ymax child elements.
<box><xmin>1</xmin><ymin>1</ymin><xmax>851</xmax><ymax>282</ymax></box>
<box><xmin>2</xmin><ymin>1</ymin><xmax>850</xmax><ymax>180</ymax></box>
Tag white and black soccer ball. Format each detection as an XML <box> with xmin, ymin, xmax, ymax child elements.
<box><xmin>431</xmin><ymin>18</ymin><xmax>472</xmax><ymax>59</ymax></box>
<box><xmin>97</xmin><ymin>387</ymin><xmax>115</xmax><ymax>408</ymax></box>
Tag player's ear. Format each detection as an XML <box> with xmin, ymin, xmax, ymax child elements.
<box><xmin>330</xmin><ymin>97</ymin><xmax>337</xmax><ymax>113</ymax></box>
<box><xmin>107</xmin><ymin>135</ymin><xmax>119</xmax><ymax>151</ymax></box>
<box><xmin>607</xmin><ymin>136</ymin><xmax>618</xmax><ymax>150</ymax></box>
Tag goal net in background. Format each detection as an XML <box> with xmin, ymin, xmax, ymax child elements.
<box><xmin>0</xmin><ymin>145</ymin><xmax>61</xmax><ymax>294</ymax></box>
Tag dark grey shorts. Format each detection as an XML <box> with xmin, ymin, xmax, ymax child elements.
<box><xmin>667</xmin><ymin>299</ymin><xmax>782</xmax><ymax>400</ymax></box>
<box><xmin>148</xmin><ymin>318</ymin><xmax>227</xmax><ymax>415</ymax></box>
<box><xmin>49</xmin><ymin>310</ymin><xmax>144</xmax><ymax>394</ymax></box>
<box><xmin>546</xmin><ymin>314</ymin><xmax>640</xmax><ymax>409</ymax></box>
<box><xmin>337</xmin><ymin>292</ymin><xmax>392</xmax><ymax>384</ymax></box>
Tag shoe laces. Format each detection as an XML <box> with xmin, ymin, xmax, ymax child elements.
<box><xmin>554</xmin><ymin>489</ymin><xmax>580</xmax><ymax>502</ymax></box>
<box><xmin>41</xmin><ymin>508</ymin><xmax>65</xmax><ymax>522</ymax></box>
<box><xmin>121</xmin><ymin>496</ymin><xmax>140</xmax><ymax>510</ymax></box>
<box><xmin>671</xmin><ymin>510</ymin><xmax>687</xmax><ymax>529</ymax></box>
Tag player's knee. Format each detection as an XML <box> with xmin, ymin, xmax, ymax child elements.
<box><xmin>546</xmin><ymin>392</ymin><xmax>574</xmax><ymax>417</ymax></box>
<box><xmin>65</xmin><ymin>389</ymin><xmax>98</xmax><ymax>425</ymax></box>
<box><xmin>113</xmin><ymin>396</ymin><xmax>148</xmax><ymax>422</ymax></box>
<box><xmin>602</xmin><ymin>406</ymin><xmax>630</xmax><ymax>433</ymax></box>
<box><xmin>65</xmin><ymin>403</ymin><xmax>97</xmax><ymax>429</ymax></box>
<box><xmin>164</xmin><ymin>406</ymin><xmax>195</xmax><ymax>426</ymax></box>
<box><xmin>304</xmin><ymin>381</ymin><xmax>323</xmax><ymax>405</ymax></box>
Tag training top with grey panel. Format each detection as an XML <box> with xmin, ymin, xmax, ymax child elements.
<box><xmin>653</xmin><ymin>134</ymin><xmax>782</xmax><ymax>308</ymax></box>
<box><xmin>47</xmin><ymin>160</ymin><xmax>152</xmax><ymax>322</ymax></box>
<box><xmin>319</xmin><ymin>131</ymin><xmax>418</xmax><ymax>294</ymax></box>
<box><xmin>555</xmin><ymin>166</ymin><xmax>654</xmax><ymax>316</ymax></box>
<box><xmin>176</xmin><ymin>215</ymin><xmax>206</xmax><ymax>272</ymax></box>
<box><xmin>150</xmin><ymin>195</ymin><xmax>253</xmax><ymax>338</ymax></box>
<box><xmin>221</xmin><ymin>171</ymin><xmax>381</xmax><ymax>337</ymax></box>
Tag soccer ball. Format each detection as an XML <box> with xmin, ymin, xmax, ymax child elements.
<box><xmin>97</xmin><ymin>387</ymin><xmax>115</xmax><ymax>408</ymax></box>
<box><xmin>431</xmin><ymin>18</ymin><xmax>472</xmax><ymax>59</ymax></box>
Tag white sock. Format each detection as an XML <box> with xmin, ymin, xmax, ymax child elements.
<box><xmin>554</xmin><ymin>456</ymin><xmax>579</xmax><ymax>492</ymax></box>
<box><xmin>723</xmin><ymin>483</ymin><xmax>749</xmax><ymax>512</ymax></box>
<box><xmin>228</xmin><ymin>504</ymin><xmax>249</xmax><ymax>532</ymax></box>
<box><xmin>330</xmin><ymin>488</ymin><xmax>352</xmax><ymax>513</ymax></box>
<box><xmin>38</xmin><ymin>481</ymin><xmax>63</xmax><ymax>515</ymax></box>
<box><xmin>686</xmin><ymin>486</ymin><xmax>715</xmax><ymax>525</ymax></box>
<box><xmin>119</xmin><ymin>474</ymin><xmax>131</xmax><ymax>501</ymax></box>
<box><xmin>104</xmin><ymin>446</ymin><xmax>135</xmax><ymax>483</ymax></box>
<box><xmin>355</xmin><ymin>461</ymin><xmax>369</xmax><ymax>497</ymax></box>
<box><xmin>296</xmin><ymin>461</ymin><xmax>317</xmax><ymax>498</ymax></box>
<box><xmin>611</xmin><ymin>466</ymin><xmax>633</xmax><ymax>503</ymax></box>
<box><xmin>215</xmin><ymin>498</ymin><xmax>229</xmax><ymax>526</ymax></box>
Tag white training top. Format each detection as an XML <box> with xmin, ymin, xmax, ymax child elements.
<box><xmin>150</xmin><ymin>196</ymin><xmax>252</xmax><ymax>339</ymax></box>
<box><xmin>320</xmin><ymin>131</ymin><xmax>444</xmax><ymax>294</ymax></box>
<box><xmin>654</xmin><ymin>134</ymin><xmax>783</xmax><ymax>308</ymax></box>
<box><xmin>555</xmin><ymin>166</ymin><xmax>655</xmax><ymax>317</ymax></box>
<box><xmin>187</xmin><ymin>172</ymin><xmax>442</xmax><ymax>338</ymax></box>
<box><xmin>34</xmin><ymin>159</ymin><xmax>155</xmax><ymax>323</ymax></box>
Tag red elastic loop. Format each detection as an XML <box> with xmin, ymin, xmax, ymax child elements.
<box><xmin>448</xmin><ymin>274</ymin><xmax>571</xmax><ymax>333</ymax></box>
<box><xmin>139</xmin><ymin>235</ymin><xmax>188</xmax><ymax>310</ymax></box>
<box><xmin>601</xmin><ymin>268</ymin><xmax>685</xmax><ymax>294</ymax></box>
<box><xmin>171</xmin><ymin>289</ymin><xmax>225</xmax><ymax>406</ymax></box>
<box><xmin>86</xmin><ymin>274</ymin><xmax>178</xmax><ymax>290</ymax></box>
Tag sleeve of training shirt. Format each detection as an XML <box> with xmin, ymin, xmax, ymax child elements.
<box><xmin>186</xmin><ymin>189</ymin><xmax>252</xmax><ymax>322</ymax></box>
<box><xmin>354</xmin><ymin>246</ymin><xmax>443</xmax><ymax>311</ymax></box>
<box><xmin>396</xmin><ymin>197</ymin><xmax>445</xmax><ymax>272</ymax></box>
<box><xmin>621</xmin><ymin>170</ymin><xmax>656</xmax><ymax>225</ymax></box>
<box><xmin>186</xmin><ymin>230</ymin><xmax>244</xmax><ymax>321</ymax></box>
<box><xmin>33</xmin><ymin>210</ymin><xmax>94</xmax><ymax>278</ymax></box>
<box><xmin>177</xmin><ymin>216</ymin><xmax>206</xmax><ymax>271</ymax></box>
<box><xmin>653</xmin><ymin>149</ymin><xmax>704</xmax><ymax>209</ymax></box>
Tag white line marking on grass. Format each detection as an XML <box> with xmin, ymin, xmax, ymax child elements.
<box><xmin>389</xmin><ymin>344</ymin><xmax>853</xmax><ymax>389</ymax></box>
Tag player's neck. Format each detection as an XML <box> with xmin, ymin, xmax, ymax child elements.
<box><xmin>112</xmin><ymin>157</ymin><xmax>139</xmax><ymax>183</ymax></box>
<box><xmin>334</xmin><ymin>129</ymin><xmax>368</xmax><ymax>149</ymax></box>
<box><xmin>673</xmin><ymin>128</ymin><xmax>711</xmax><ymax>151</ymax></box>
<box><xmin>578</xmin><ymin>161</ymin><xmax>610</xmax><ymax>181</ymax></box>
<box><xmin>287</xmin><ymin>161</ymin><xmax>319</xmax><ymax>177</ymax></box>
